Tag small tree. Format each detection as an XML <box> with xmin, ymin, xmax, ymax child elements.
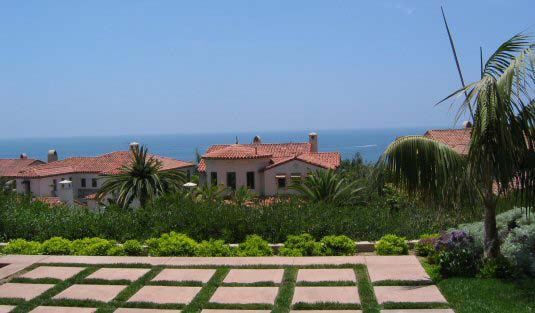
<box><xmin>97</xmin><ymin>145</ymin><xmax>186</xmax><ymax>208</ymax></box>
<box><xmin>290</xmin><ymin>170</ymin><xmax>364</xmax><ymax>205</ymax></box>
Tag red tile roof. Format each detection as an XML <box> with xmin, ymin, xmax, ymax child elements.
<box><xmin>198</xmin><ymin>142</ymin><xmax>340</xmax><ymax>172</ymax></box>
<box><xmin>424</xmin><ymin>128</ymin><xmax>471</xmax><ymax>155</ymax></box>
<box><xmin>0</xmin><ymin>159</ymin><xmax>44</xmax><ymax>178</ymax></box>
<box><xmin>14</xmin><ymin>151</ymin><xmax>194</xmax><ymax>178</ymax></box>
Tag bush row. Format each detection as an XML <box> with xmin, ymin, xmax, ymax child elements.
<box><xmin>2</xmin><ymin>233</ymin><xmax>357</xmax><ymax>257</ymax></box>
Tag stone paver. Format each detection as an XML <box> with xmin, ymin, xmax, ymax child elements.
<box><xmin>292</xmin><ymin>287</ymin><xmax>360</xmax><ymax>304</ymax></box>
<box><xmin>381</xmin><ymin>309</ymin><xmax>455</xmax><ymax>313</ymax></box>
<box><xmin>152</xmin><ymin>269</ymin><xmax>216</xmax><ymax>283</ymax></box>
<box><xmin>20</xmin><ymin>266</ymin><xmax>86</xmax><ymax>280</ymax></box>
<box><xmin>128</xmin><ymin>286</ymin><xmax>201</xmax><ymax>304</ymax></box>
<box><xmin>30</xmin><ymin>307</ymin><xmax>96</xmax><ymax>313</ymax></box>
<box><xmin>0</xmin><ymin>283</ymin><xmax>55</xmax><ymax>300</ymax></box>
<box><xmin>296</xmin><ymin>269</ymin><xmax>356</xmax><ymax>283</ymax></box>
<box><xmin>374</xmin><ymin>286</ymin><xmax>448</xmax><ymax>304</ymax></box>
<box><xmin>366</xmin><ymin>256</ymin><xmax>431</xmax><ymax>283</ymax></box>
<box><xmin>202</xmin><ymin>311</ymin><xmax>271</xmax><ymax>313</ymax></box>
<box><xmin>292</xmin><ymin>311</ymin><xmax>362</xmax><ymax>313</ymax></box>
<box><xmin>114</xmin><ymin>309</ymin><xmax>181</xmax><ymax>313</ymax></box>
<box><xmin>223</xmin><ymin>269</ymin><xmax>284</xmax><ymax>284</ymax></box>
<box><xmin>209</xmin><ymin>287</ymin><xmax>279</xmax><ymax>304</ymax></box>
<box><xmin>0</xmin><ymin>305</ymin><xmax>15</xmax><ymax>313</ymax></box>
<box><xmin>86</xmin><ymin>268</ymin><xmax>150</xmax><ymax>281</ymax></box>
<box><xmin>53</xmin><ymin>284</ymin><xmax>127</xmax><ymax>302</ymax></box>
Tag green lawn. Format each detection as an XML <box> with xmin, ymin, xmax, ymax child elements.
<box><xmin>421</xmin><ymin>259</ymin><xmax>535</xmax><ymax>313</ymax></box>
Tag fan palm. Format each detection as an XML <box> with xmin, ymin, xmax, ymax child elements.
<box><xmin>375</xmin><ymin>33</ymin><xmax>535</xmax><ymax>258</ymax></box>
<box><xmin>195</xmin><ymin>184</ymin><xmax>227</xmax><ymax>203</ymax></box>
<box><xmin>290</xmin><ymin>170</ymin><xmax>364</xmax><ymax>205</ymax></box>
<box><xmin>97</xmin><ymin>145</ymin><xmax>186</xmax><ymax>208</ymax></box>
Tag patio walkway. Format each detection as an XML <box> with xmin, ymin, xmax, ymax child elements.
<box><xmin>0</xmin><ymin>255</ymin><xmax>452</xmax><ymax>313</ymax></box>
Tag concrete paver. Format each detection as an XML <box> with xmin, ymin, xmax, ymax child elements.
<box><xmin>366</xmin><ymin>256</ymin><xmax>431</xmax><ymax>282</ymax></box>
<box><xmin>209</xmin><ymin>287</ymin><xmax>279</xmax><ymax>304</ymax></box>
<box><xmin>0</xmin><ymin>305</ymin><xmax>15</xmax><ymax>313</ymax></box>
<box><xmin>114</xmin><ymin>309</ymin><xmax>182</xmax><ymax>313</ymax></box>
<box><xmin>30</xmin><ymin>307</ymin><xmax>96</xmax><ymax>313</ymax></box>
<box><xmin>152</xmin><ymin>269</ymin><xmax>216</xmax><ymax>283</ymax></box>
<box><xmin>127</xmin><ymin>286</ymin><xmax>201</xmax><ymax>304</ymax></box>
<box><xmin>86</xmin><ymin>268</ymin><xmax>150</xmax><ymax>281</ymax></box>
<box><xmin>292</xmin><ymin>286</ymin><xmax>360</xmax><ymax>304</ymax></box>
<box><xmin>380</xmin><ymin>310</ymin><xmax>454</xmax><ymax>313</ymax></box>
<box><xmin>20</xmin><ymin>266</ymin><xmax>85</xmax><ymax>280</ymax></box>
<box><xmin>296</xmin><ymin>269</ymin><xmax>356</xmax><ymax>283</ymax></box>
<box><xmin>53</xmin><ymin>284</ymin><xmax>127</xmax><ymax>302</ymax></box>
<box><xmin>374</xmin><ymin>286</ymin><xmax>448</xmax><ymax>304</ymax></box>
<box><xmin>223</xmin><ymin>269</ymin><xmax>284</xmax><ymax>284</ymax></box>
<box><xmin>0</xmin><ymin>283</ymin><xmax>55</xmax><ymax>300</ymax></box>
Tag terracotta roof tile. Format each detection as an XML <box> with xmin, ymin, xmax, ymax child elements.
<box><xmin>202</xmin><ymin>144</ymin><xmax>273</xmax><ymax>160</ymax></box>
<box><xmin>424</xmin><ymin>128</ymin><xmax>471</xmax><ymax>155</ymax></box>
<box><xmin>14</xmin><ymin>151</ymin><xmax>194</xmax><ymax>178</ymax></box>
<box><xmin>265</xmin><ymin>152</ymin><xmax>341</xmax><ymax>170</ymax></box>
<box><xmin>0</xmin><ymin>159</ymin><xmax>45</xmax><ymax>177</ymax></box>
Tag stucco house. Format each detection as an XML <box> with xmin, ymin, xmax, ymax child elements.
<box><xmin>423</xmin><ymin>122</ymin><xmax>472</xmax><ymax>155</ymax></box>
<box><xmin>11</xmin><ymin>144</ymin><xmax>195</xmax><ymax>207</ymax></box>
<box><xmin>0</xmin><ymin>155</ymin><xmax>44</xmax><ymax>179</ymax></box>
<box><xmin>198</xmin><ymin>133</ymin><xmax>341</xmax><ymax>196</ymax></box>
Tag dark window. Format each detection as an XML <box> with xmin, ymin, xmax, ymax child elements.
<box><xmin>186</xmin><ymin>170</ymin><xmax>191</xmax><ymax>181</ymax></box>
<box><xmin>246</xmin><ymin>171</ymin><xmax>255</xmax><ymax>189</ymax></box>
<box><xmin>291</xmin><ymin>173</ymin><xmax>302</xmax><ymax>185</ymax></box>
<box><xmin>52</xmin><ymin>179</ymin><xmax>57</xmax><ymax>191</ymax></box>
<box><xmin>91</xmin><ymin>178</ymin><xmax>97</xmax><ymax>188</ymax></box>
<box><xmin>210</xmin><ymin>172</ymin><xmax>218</xmax><ymax>186</ymax></box>
<box><xmin>226</xmin><ymin>172</ymin><xmax>236</xmax><ymax>190</ymax></box>
<box><xmin>81</xmin><ymin>178</ymin><xmax>86</xmax><ymax>188</ymax></box>
<box><xmin>277</xmin><ymin>176</ymin><xmax>286</xmax><ymax>189</ymax></box>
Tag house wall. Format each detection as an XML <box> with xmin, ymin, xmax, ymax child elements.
<box><xmin>263</xmin><ymin>160</ymin><xmax>325</xmax><ymax>196</ymax></box>
<box><xmin>16</xmin><ymin>173</ymin><xmax>103</xmax><ymax>198</ymax></box>
<box><xmin>204</xmin><ymin>158</ymin><xmax>271</xmax><ymax>195</ymax></box>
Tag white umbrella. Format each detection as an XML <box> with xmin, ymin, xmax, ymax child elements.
<box><xmin>183</xmin><ymin>182</ymin><xmax>197</xmax><ymax>188</ymax></box>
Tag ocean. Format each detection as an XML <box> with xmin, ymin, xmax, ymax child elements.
<box><xmin>0</xmin><ymin>128</ymin><xmax>430</xmax><ymax>163</ymax></box>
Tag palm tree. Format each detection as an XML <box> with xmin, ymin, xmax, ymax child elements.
<box><xmin>97</xmin><ymin>145</ymin><xmax>186</xmax><ymax>208</ymax></box>
<box><xmin>195</xmin><ymin>184</ymin><xmax>227</xmax><ymax>203</ymax></box>
<box><xmin>290</xmin><ymin>170</ymin><xmax>364</xmax><ymax>205</ymax></box>
<box><xmin>375</xmin><ymin>33</ymin><xmax>535</xmax><ymax>258</ymax></box>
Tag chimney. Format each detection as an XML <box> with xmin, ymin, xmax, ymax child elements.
<box><xmin>253</xmin><ymin>135</ymin><xmax>262</xmax><ymax>144</ymax></box>
<box><xmin>309</xmin><ymin>132</ymin><xmax>318</xmax><ymax>153</ymax></box>
<box><xmin>47</xmin><ymin>150</ymin><xmax>58</xmax><ymax>163</ymax></box>
<box><xmin>463</xmin><ymin>121</ymin><xmax>473</xmax><ymax>129</ymax></box>
<box><xmin>58</xmin><ymin>179</ymin><xmax>74</xmax><ymax>207</ymax></box>
<box><xmin>20</xmin><ymin>153</ymin><xmax>28</xmax><ymax>159</ymax></box>
<box><xmin>130</xmin><ymin>142</ymin><xmax>140</xmax><ymax>152</ymax></box>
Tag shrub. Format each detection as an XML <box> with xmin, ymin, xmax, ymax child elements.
<box><xmin>41</xmin><ymin>237</ymin><xmax>73</xmax><ymax>255</ymax></box>
<box><xmin>71</xmin><ymin>237</ymin><xmax>115</xmax><ymax>256</ymax></box>
<box><xmin>320</xmin><ymin>235</ymin><xmax>356</xmax><ymax>256</ymax></box>
<box><xmin>145</xmin><ymin>232</ymin><xmax>197</xmax><ymax>256</ymax></box>
<box><xmin>279</xmin><ymin>234</ymin><xmax>322</xmax><ymax>256</ymax></box>
<box><xmin>415</xmin><ymin>233</ymin><xmax>439</xmax><ymax>257</ymax></box>
<box><xmin>194</xmin><ymin>239</ymin><xmax>233</xmax><ymax>257</ymax></box>
<box><xmin>375</xmin><ymin>234</ymin><xmax>409</xmax><ymax>255</ymax></box>
<box><xmin>435</xmin><ymin>230</ymin><xmax>482</xmax><ymax>278</ymax></box>
<box><xmin>502</xmin><ymin>223</ymin><xmax>535</xmax><ymax>276</ymax></box>
<box><xmin>4</xmin><ymin>239</ymin><xmax>42</xmax><ymax>255</ymax></box>
<box><xmin>236</xmin><ymin>235</ymin><xmax>273</xmax><ymax>256</ymax></box>
<box><xmin>107</xmin><ymin>245</ymin><xmax>126</xmax><ymax>256</ymax></box>
<box><xmin>122</xmin><ymin>240</ymin><xmax>145</xmax><ymax>256</ymax></box>
<box><xmin>478</xmin><ymin>255</ymin><xmax>521</xmax><ymax>279</ymax></box>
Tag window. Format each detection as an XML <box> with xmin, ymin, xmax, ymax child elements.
<box><xmin>276</xmin><ymin>174</ymin><xmax>286</xmax><ymax>189</ymax></box>
<box><xmin>246</xmin><ymin>171</ymin><xmax>255</xmax><ymax>189</ymax></box>
<box><xmin>52</xmin><ymin>179</ymin><xmax>57</xmax><ymax>191</ymax></box>
<box><xmin>210</xmin><ymin>172</ymin><xmax>218</xmax><ymax>186</ymax></box>
<box><xmin>81</xmin><ymin>178</ymin><xmax>86</xmax><ymax>188</ymax></box>
<box><xmin>291</xmin><ymin>173</ymin><xmax>302</xmax><ymax>185</ymax></box>
<box><xmin>91</xmin><ymin>178</ymin><xmax>97</xmax><ymax>188</ymax></box>
<box><xmin>226</xmin><ymin>172</ymin><xmax>236</xmax><ymax>190</ymax></box>
<box><xmin>186</xmin><ymin>170</ymin><xmax>191</xmax><ymax>181</ymax></box>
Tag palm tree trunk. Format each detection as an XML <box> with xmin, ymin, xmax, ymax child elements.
<box><xmin>483</xmin><ymin>193</ymin><xmax>500</xmax><ymax>258</ymax></box>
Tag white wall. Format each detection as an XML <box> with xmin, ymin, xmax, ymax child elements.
<box><xmin>204</xmin><ymin>158</ymin><xmax>271</xmax><ymax>195</ymax></box>
<box><xmin>263</xmin><ymin>159</ymin><xmax>324</xmax><ymax>196</ymax></box>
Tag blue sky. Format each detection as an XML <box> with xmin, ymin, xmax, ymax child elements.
<box><xmin>0</xmin><ymin>1</ymin><xmax>533</xmax><ymax>138</ymax></box>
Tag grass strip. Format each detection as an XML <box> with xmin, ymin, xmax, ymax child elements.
<box><xmin>9</xmin><ymin>277</ymin><xmax>62</xmax><ymax>285</ymax></box>
<box><xmin>182</xmin><ymin>267</ymin><xmax>229</xmax><ymax>313</ymax></box>
<box><xmin>355</xmin><ymin>264</ymin><xmax>380</xmax><ymax>313</ymax></box>
<box><xmin>221</xmin><ymin>281</ymin><xmax>279</xmax><ymax>287</ymax></box>
<box><xmin>81</xmin><ymin>278</ymin><xmax>133</xmax><ymax>285</ymax></box>
<box><xmin>145</xmin><ymin>280</ymin><xmax>204</xmax><ymax>287</ymax></box>
<box><xmin>296</xmin><ymin>280</ymin><xmax>356</xmax><ymax>287</ymax></box>
<box><xmin>382</xmin><ymin>302</ymin><xmax>451</xmax><ymax>309</ymax></box>
<box><xmin>111</xmin><ymin>266</ymin><xmax>164</xmax><ymax>303</ymax></box>
<box><xmin>292</xmin><ymin>302</ymin><xmax>361</xmax><ymax>310</ymax></box>
<box><xmin>272</xmin><ymin>267</ymin><xmax>297</xmax><ymax>313</ymax></box>
<box><xmin>373</xmin><ymin>279</ymin><xmax>434</xmax><ymax>286</ymax></box>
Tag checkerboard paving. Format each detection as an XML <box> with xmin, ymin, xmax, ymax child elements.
<box><xmin>0</xmin><ymin>255</ymin><xmax>451</xmax><ymax>312</ymax></box>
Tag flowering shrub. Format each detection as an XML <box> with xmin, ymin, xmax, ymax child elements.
<box><xmin>236</xmin><ymin>235</ymin><xmax>273</xmax><ymax>256</ymax></box>
<box><xmin>435</xmin><ymin>230</ymin><xmax>482</xmax><ymax>278</ymax></box>
<box><xmin>279</xmin><ymin>234</ymin><xmax>322</xmax><ymax>256</ymax></box>
<box><xmin>195</xmin><ymin>239</ymin><xmax>233</xmax><ymax>257</ymax></box>
<box><xmin>415</xmin><ymin>233</ymin><xmax>439</xmax><ymax>257</ymax></box>
<box><xmin>375</xmin><ymin>234</ymin><xmax>409</xmax><ymax>255</ymax></box>
<box><xmin>321</xmin><ymin>235</ymin><xmax>356</xmax><ymax>256</ymax></box>
<box><xmin>145</xmin><ymin>232</ymin><xmax>197</xmax><ymax>256</ymax></box>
